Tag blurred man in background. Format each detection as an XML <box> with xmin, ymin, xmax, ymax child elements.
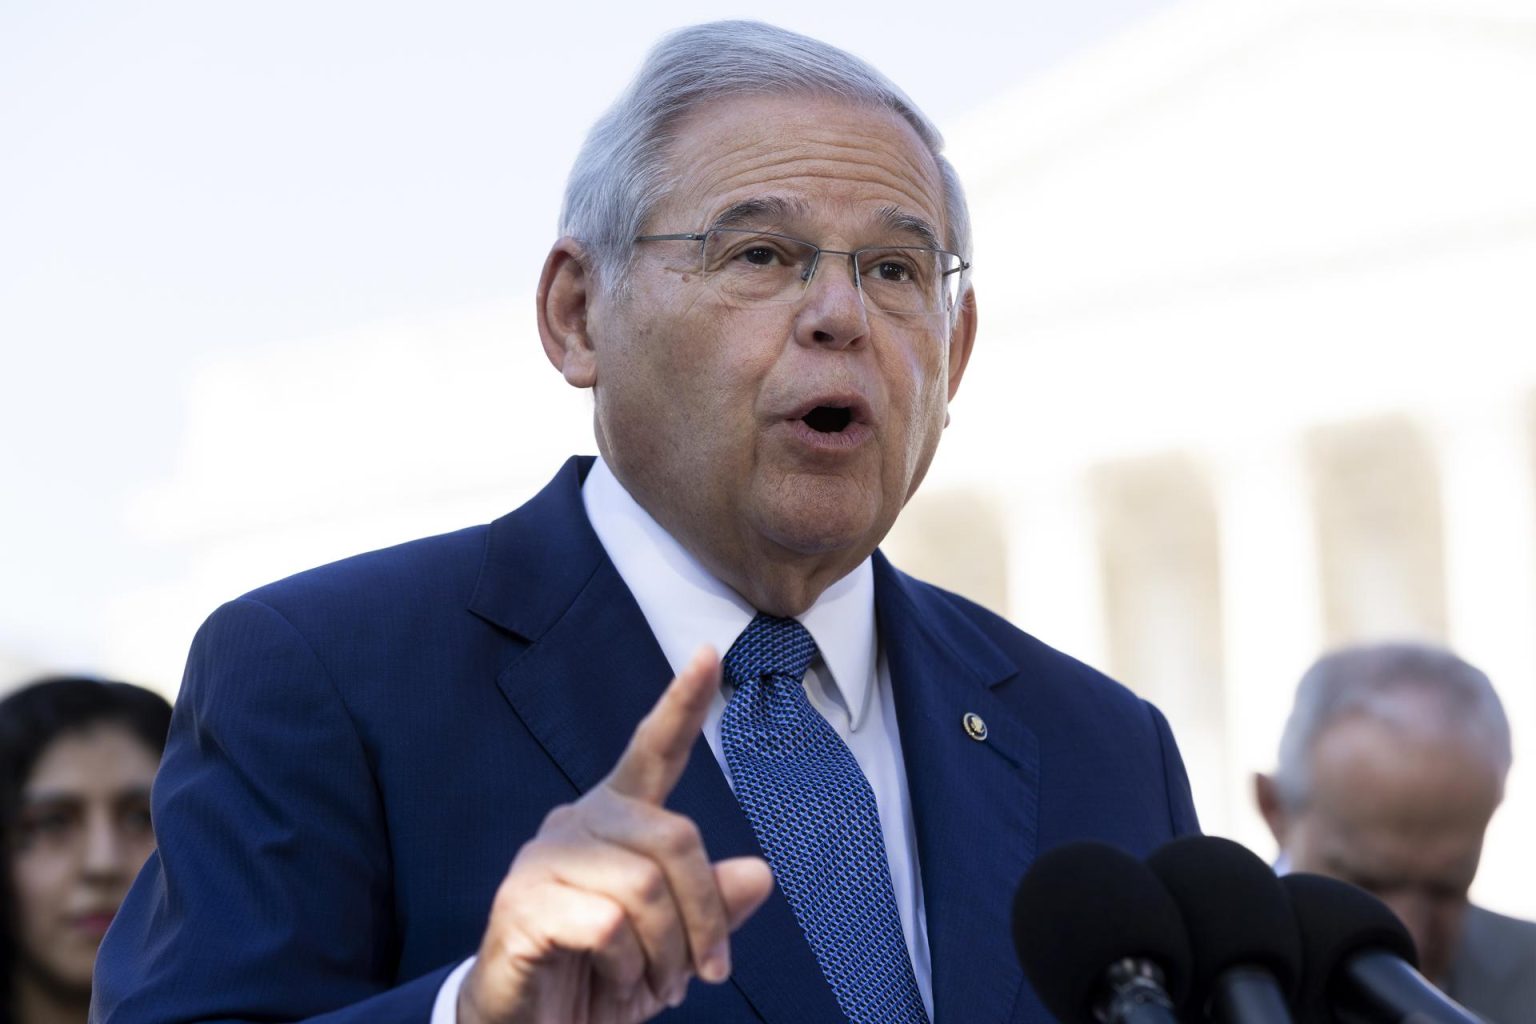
<box><xmin>1255</xmin><ymin>642</ymin><xmax>1536</xmax><ymax>1023</ymax></box>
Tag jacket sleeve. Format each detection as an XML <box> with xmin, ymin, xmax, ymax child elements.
<box><xmin>1146</xmin><ymin>700</ymin><xmax>1202</xmax><ymax>838</ymax></box>
<box><xmin>92</xmin><ymin>597</ymin><xmax>457</xmax><ymax>1024</ymax></box>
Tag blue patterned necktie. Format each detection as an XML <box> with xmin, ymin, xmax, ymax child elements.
<box><xmin>720</xmin><ymin>613</ymin><xmax>929</xmax><ymax>1024</ymax></box>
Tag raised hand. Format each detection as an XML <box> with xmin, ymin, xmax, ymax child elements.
<box><xmin>458</xmin><ymin>647</ymin><xmax>775</xmax><ymax>1024</ymax></box>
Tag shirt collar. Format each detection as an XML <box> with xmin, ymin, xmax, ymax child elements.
<box><xmin>581</xmin><ymin>456</ymin><xmax>878</xmax><ymax>729</ymax></box>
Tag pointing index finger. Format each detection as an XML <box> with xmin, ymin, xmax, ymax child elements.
<box><xmin>605</xmin><ymin>646</ymin><xmax>720</xmax><ymax>804</ymax></box>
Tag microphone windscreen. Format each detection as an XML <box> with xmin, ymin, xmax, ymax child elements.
<box><xmin>1145</xmin><ymin>835</ymin><xmax>1303</xmax><ymax>1011</ymax></box>
<box><xmin>1012</xmin><ymin>841</ymin><xmax>1191</xmax><ymax>1024</ymax></box>
<box><xmin>1280</xmin><ymin>871</ymin><xmax>1419</xmax><ymax>1020</ymax></box>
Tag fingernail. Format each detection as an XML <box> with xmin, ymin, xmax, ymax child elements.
<box><xmin>703</xmin><ymin>941</ymin><xmax>731</xmax><ymax>982</ymax></box>
<box><xmin>668</xmin><ymin>979</ymin><xmax>689</xmax><ymax>1007</ymax></box>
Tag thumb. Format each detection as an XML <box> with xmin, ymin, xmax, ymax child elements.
<box><xmin>713</xmin><ymin>856</ymin><xmax>775</xmax><ymax>931</ymax></box>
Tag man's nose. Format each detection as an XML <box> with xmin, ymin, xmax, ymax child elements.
<box><xmin>793</xmin><ymin>253</ymin><xmax>870</xmax><ymax>349</ymax></box>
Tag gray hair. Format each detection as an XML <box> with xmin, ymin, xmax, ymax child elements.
<box><xmin>1272</xmin><ymin>641</ymin><xmax>1513</xmax><ymax>808</ymax></box>
<box><xmin>560</xmin><ymin>20</ymin><xmax>972</xmax><ymax>312</ymax></box>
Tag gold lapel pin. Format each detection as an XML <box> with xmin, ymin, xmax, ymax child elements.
<box><xmin>962</xmin><ymin>712</ymin><xmax>988</xmax><ymax>741</ymax></box>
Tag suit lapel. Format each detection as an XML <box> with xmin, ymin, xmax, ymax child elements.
<box><xmin>474</xmin><ymin>459</ymin><xmax>843</xmax><ymax>1023</ymax></box>
<box><xmin>877</xmin><ymin>553</ymin><xmax>1041</xmax><ymax>1024</ymax></box>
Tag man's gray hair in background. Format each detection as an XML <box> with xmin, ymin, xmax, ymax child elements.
<box><xmin>560</xmin><ymin>20</ymin><xmax>973</xmax><ymax>307</ymax></box>
<box><xmin>1272</xmin><ymin>641</ymin><xmax>1513</xmax><ymax>809</ymax></box>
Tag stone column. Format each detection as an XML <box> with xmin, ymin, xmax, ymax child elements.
<box><xmin>1209</xmin><ymin>437</ymin><xmax>1324</xmax><ymax>852</ymax></box>
<box><xmin>1428</xmin><ymin>396</ymin><xmax>1536</xmax><ymax>920</ymax></box>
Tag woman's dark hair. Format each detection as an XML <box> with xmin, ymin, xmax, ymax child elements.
<box><xmin>0</xmin><ymin>676</ymin><xmax>173</xmax><ymax>1017</ymax></box>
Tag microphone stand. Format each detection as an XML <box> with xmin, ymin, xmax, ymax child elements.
<box><xmin>1210</xmin><ymin>965</ymin><xmax>1294</xmax><ymax>1024</ymax></box>
<box><xmin>1097</xmin><ymin>958</ymin><xmax>1180</xmax><ymax>1024</ymax></box>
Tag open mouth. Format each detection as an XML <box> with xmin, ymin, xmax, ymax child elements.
<box><xmin>801</xmin><ymin>405</ymin><xmax>854</xmax><ymax>433</ymax></box>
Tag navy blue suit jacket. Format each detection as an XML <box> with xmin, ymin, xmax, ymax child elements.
<box><xmin>93</xmin><ymin>457</ymin><xmax>1199</xmax><ymax>1023</ymax></box>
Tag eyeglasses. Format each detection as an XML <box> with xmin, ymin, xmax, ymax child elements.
<box><xmin>633</xmin><ymin>228</ymin><xmax>969</xmax><ymax>317</ymax></box>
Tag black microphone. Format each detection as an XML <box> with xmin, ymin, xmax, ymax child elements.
<box><xmin>1146</xmin><ymin>836</ymin><xmax>1300</xmax><ymax>1024</ymax></box>
<box><xmin>1011</xmin><ymin>841</ymin><xmax>1191</xmax><ymax>1024</ymax></box>
<box><xmin>1280</xmin><ymin>873</ymin><xmax>1483</xmax><ymax>1024</ymax></box>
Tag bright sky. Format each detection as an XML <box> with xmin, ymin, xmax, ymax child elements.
<box><xmin>1</xmin><ymin>0</ymin><xmax>1174</xmax><ymax>676</ymax></box>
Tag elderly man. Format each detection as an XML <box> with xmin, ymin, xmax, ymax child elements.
<box><xmin>93</xmin><ymin>21</ymin><xmax>1198</xmax><ymax>1024</ymax></box>
<box><xmin>1255</xmin><ymin>642</ymin><xmax>1536</xmax><ymax>1024</ymax></box>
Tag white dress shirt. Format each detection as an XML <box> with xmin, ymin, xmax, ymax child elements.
<box><xmin>433</xmin><ymin>457</ymin><xmax>931</xmax><ymax>1021</ymax></box>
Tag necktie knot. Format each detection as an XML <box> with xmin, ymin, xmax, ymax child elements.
<box><xmin>723</xmin><ymin>613</ymin><xmax>818</xmax><ymax>689</ymax></box>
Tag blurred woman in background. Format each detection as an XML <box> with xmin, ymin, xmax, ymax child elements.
<box><xmin>0</xmin><ymin>678</ymin><xmax>171</xmax><ymax>1024</ymax></box>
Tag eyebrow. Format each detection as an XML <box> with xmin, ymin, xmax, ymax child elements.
<box><xmin>706</xmin><ymin>198</ymin><xmax>947</xmax><ymax>251</ymax></box>
<box><xmin>708</xmin><ymin>197</ymin><xmax>807</xmax><ymax>231</ymax></box>
<box><xmin>876</xmin><ymin>206</ymin><xmax>945</xmax><ymax>251</ymax></box>
<box><xmin>22</xmin><ymin>784</ymin><xmax>152</xmax><ymax>806</ymax></box>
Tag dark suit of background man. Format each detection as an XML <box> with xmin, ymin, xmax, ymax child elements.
<box><xmin>1255</xmin><ymin>642</ymin><xmax>1536</xmax><ymax>1024</ymax></box>
<box><xmin>93</xmin><ymin>20</ymin><xmax>1199</xmax><ymax>1024</ymax></box>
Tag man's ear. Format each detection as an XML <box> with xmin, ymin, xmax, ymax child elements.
<box><xmin>945</xmin><ymin>285</ymin><xmax>978</xmax><ymax>403</ymax></box>
<box><xmin>1254</xmin><ymin>772</ymin><xmax>1290</xmax><ymax>847</ymax></box>
<box><xmin>537</xmin><ymin>237</ymin><xmax>599</xmax><ymax>389</ymax></box>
